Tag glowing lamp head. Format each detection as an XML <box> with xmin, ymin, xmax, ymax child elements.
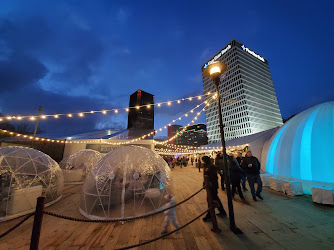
<box><xmin>209</xmin><ymin>66</ymin><xmax>221</xmax><ymax>75</ymax></box>
<box><xmin>203</xmin><ymin>61</ymin><xmax>227</xmax><ymax>79</ymax></box>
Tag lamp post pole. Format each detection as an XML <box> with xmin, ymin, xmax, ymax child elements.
<box><xmin>203</xmin><ymin>61</ymin><xmax>242</xmax><ymax>234</ymax></box>
<box><xmin>33</xmin><ymin>106</ymin><xmax>43</xmax><ymax>137</ymax></box>
<box><xmin>212</xmin><ymin>76</ymin><xmax>241</xmax><ymax>233</ymax></box>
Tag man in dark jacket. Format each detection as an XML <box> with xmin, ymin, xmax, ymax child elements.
<box><xmin>215</xmin><ymin>153</ymin><xmax>225</xmax><ymax>190</ymax></box>
<box><xmin>236</xmin><ymin>152</ymin><xmax>248</xmax><ymax>191</ymax></box>
<box><xmin>202</xmin><ymin>156</ymin><xmax>227</xmax><ymax>221</ymax></box>
<box><xmin>241</xmin><ymin>150</ymin><xmax>263</xmax><ymax>201</ymax></box>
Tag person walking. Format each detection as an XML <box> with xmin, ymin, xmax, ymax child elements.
<box><xmin>198</xmin><ymin>157</ymin><xmax>202</xmax><ymax>172</ymax></box>
<box><xmin>228</xmin><ymin>154</ymin><xmax>245</xmax><ymax>199</ymax></box>
<box><xmin>236</xmin><ymin>152</ymin><xmax>248</xmax><ymax>191</ymax></box>
<box><xmin>161</xmin><ymin>194</ymin><xmax>179</xmax><ymax>234</ymax></box>
<box><xmin>241</xmin><ymin>150</ymin><xmax>263</xmax><ymax>201</ymax></box>
<box><xmin>202</xmin><ymin>156</ymin><xmax>227</xmax><ymax>222</ymax></box>
<box><xmin>215</xmin><ymin>153</ymin><xmax>225</xmax><ymax>191</ymax></box>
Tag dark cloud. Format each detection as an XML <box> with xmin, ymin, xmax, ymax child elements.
<box><xmin>0</xmin><ymin>52</ymin><xmax>48</xmax><ymax>91</ymax></box>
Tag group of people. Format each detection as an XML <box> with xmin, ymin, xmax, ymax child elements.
<box><xmin>164</xmin><ymin>156</ymin><xmax>189</xmax><ymax>169</ymax></box>
<box><xmin>160</xmin><ymin>150</ymin><xmax>263</xmax><ymax>233</ymax></box>
<box><xmin>202</xmin><ymin>150</ymin><xmax>263</xmax><ymax>221</ymax></box>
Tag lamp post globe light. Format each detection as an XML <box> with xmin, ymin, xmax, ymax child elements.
<box><xmin>203</xmin><ymin>61</ymin><xmax>242</xmax><ymax>234</ymax></box>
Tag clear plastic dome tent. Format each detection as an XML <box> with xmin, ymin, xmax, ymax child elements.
<box><xmin>79</xmin><ymin>146</ymin><xmax>173</xmax><ymax>220</ymax></box>
<box><xmin>0</xmin><ymin>146</ymin><xmax>64</xmax><ymax>221</ymax></box>
<box><xmin>62</xmin><ymin>149</ymin><xmax>102</xmax><ymax>183</ymax></box>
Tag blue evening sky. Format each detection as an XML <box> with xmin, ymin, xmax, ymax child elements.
<box><xmin>0</xmin><ymin>0</ymin><xmax>333</xmax><ymax>137</ymax></box>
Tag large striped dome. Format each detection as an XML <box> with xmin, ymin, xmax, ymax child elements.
<box><xmin>263</xmin><ymin>101</ymin><xmax>334</xmax><ymax>186</ymax></box>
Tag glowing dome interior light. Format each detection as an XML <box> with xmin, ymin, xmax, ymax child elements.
<box><xmin>263</xmin><ymin>101</ymin><xmax>334</xmax><ymax>191</ymax></box>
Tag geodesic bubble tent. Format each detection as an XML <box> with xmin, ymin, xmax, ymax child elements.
<box><xmin>61</xmin><ymin>150</ymin><xmax>102</xmax><ymax>183</ymax></box>
<box><xmin>0</xmin><ymin>146</ymin><xmax>64</xmax><ymax>221</ymax></box>
<box><xmin>79</xmin><ymin>146</ymin><xmax>172</xmax><ymax>220</ymax></box>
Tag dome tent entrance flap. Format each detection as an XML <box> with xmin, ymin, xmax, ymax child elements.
<box><xmin>79</xmin><ymin>146</ymin><xmax>172</xmax><ymax>220</ymax></box>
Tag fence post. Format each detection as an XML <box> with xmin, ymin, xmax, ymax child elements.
<box><xmin>30</xmin><ymin>196</ymin><xmax>45</xmax><ymax>250</ymax></box>
<box><xmin>204</xmin><ymin>175</ymin><xmax>221</xmax><ymax>233</ymax></box>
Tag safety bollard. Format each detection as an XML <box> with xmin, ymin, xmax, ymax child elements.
<box><xmin>30</xmin><ymin>196</ymin><xmax>45</xmax><ymax>250</ymax></box>
<box><xmin>204</xmin><ymin>175</ymin><xmax>221</xmax><ymax>233</ymax></box>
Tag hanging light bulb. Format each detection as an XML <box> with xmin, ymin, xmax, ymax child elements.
<box><xmin>68</xmin><ymin>114</ymin><xmax>73</xmax><ymax>117</ymax></box>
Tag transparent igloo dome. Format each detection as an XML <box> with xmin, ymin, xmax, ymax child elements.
<box><xmin>64</xmin><ymin>149</ymin><xmax>102</xmax><ymax>174</ymax></box>
<box><xmin>79</xmin><ymin>146</ymin><xmax>173</xmax><ymax>220</ymax></box>
<box><xmin>0</xmin><ymin>146</ymin><xmax>64</xmax><ymax>221</ymax></box>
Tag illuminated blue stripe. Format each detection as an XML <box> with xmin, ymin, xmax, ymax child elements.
<box><xmin>300</xmin><ymin>108</ymin><xmax>319</xmax><ymax>180</ymax></box>
<box><xmin>266</xmin><ymin>122</ymin><xmax>290</xmax><ymax>174</ymax></box>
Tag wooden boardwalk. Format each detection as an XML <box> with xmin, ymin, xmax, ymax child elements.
<box><xmin>1</xmin><ymin>165</ymin><xmax>334</xmax><ymax>249</ymax></box>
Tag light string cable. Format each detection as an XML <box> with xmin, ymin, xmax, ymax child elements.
<box><xmin>0</xmin><ymin>93</ymin><xmax>217</xmax><ymax>145</ymax></box>
<box><xmin>0</xmin><ymin>93</ymin><xmax>213</xmax><ymax>121</ymax></box>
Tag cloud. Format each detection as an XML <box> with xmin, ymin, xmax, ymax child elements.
<box><xmin>200</xmin><ymin>48</ymin><xmax>212</xmax><ymax>61</ymax></box>
<box><xmin>116</xmin><ymin>8</ymin><xmax>131</xmax><ymax>23</ymax></box>
<box><xmin>0</xmin><ymin>52</ymin><xmax>48</xmax><ymax>92</ymax></box>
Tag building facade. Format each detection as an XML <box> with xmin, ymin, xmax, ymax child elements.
<box><xmin>168</xmin><ymin>123</ymin><xmax>208</xmax><ymax>146</ymax></box>
<box><xmin>202</xmin><ymin>39</ymin><xmax>283</xmax><ymax>143</ymax></box>
<box><xmin>167</xmin><ymin>124</ymin><xmax>183</xmax><ymax>144</ymax></box>
<box><xmin>127</xmin><ymin>90</ymin><xmax>154</xmax><ymax>137</ymax></box>
<box><xmin>178</xmin><ymin>123</ymin><xmax>208</xmax><ymax>146</ymax></box>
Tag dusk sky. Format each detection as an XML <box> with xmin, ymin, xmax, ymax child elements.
<box><xmin>0</xmin><ymin>0</ymin><xmax>333</xmax><ymax>137</ymax></box>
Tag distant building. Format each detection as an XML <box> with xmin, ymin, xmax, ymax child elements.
<box><xmin>127</xmin><ymin>90</ymin><xmax>154</xmax><ymax>137</ymax></box>
<box><xmin>202</xmin><ymin>39</ymin><xmax>283</xmax><ymax>143</ymax></box>
<box><xmin>178</xmin><ymin>123</ymin><xmax>208</xmax><ymax>146</ymax></box>
<box><xmin>167</xmin><ymin>125</ymin><xmax>183</xmax><ymax>144</ymax></box>
<box><xmin>168</xmin><ymin>123</ymin><xmax>208</xmax><ymax>146</ymax></box>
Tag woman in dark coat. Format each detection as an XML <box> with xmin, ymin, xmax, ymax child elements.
<box><xmin>228</xmin><ymin>154</ymin><xmax>245</xmax><ymax>199</ymax></box>
<box><xmin>202</xmin><ymin>156</ymin><xmax>227</xmax><ymax>221</ymax></box>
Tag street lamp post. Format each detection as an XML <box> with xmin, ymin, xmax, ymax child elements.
<box><xmin>203</xmin><ymin>61</ymin><xmax>242</xmax><ymax>234</ymax></box>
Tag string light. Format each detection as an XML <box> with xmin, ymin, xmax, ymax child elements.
<box><xmin>0</xmin><ymin>93</ymin><xmax>213</xmax><ymax>121</ymax></box>
<box><xmin>102</xmin><ymin>110</ymin><xmax>107</xmax><ymax>114</ymax></box>
<box><xmin>0</xmin><ymin>93</ymin><xmax>217</xmax><ymax>148</ymax></box>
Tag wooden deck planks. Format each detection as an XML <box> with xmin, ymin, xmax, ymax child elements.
<box><xmin>0</xmin><ymin>165</ymin><xmax>334</xmax><ymax>249</ymax></box>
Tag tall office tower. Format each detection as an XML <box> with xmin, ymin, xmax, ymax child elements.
<box><xmin>128</xmin><ymin>90</ymin><xmax>154</xmax><ymax>137</ymax></box>
<box><xmin>202</xmin><ymin>39</ymin><xmax>283</xmax><ymax>143</ymax></box>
